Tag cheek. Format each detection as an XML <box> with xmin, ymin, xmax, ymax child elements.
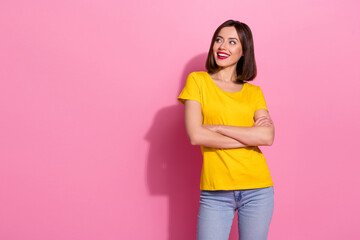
<box><xmin>213</xmin><ymin>47</ymin><xmax>219</xmax><ymax>55</ymax></box>
<box><xmin>234</xmin><ymin>46</ymin><xmax>242</xmax><ymax>55</ymax></box>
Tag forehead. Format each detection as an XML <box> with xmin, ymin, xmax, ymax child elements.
<box><xmin>217</xmin><ymin>26</ymin><xmax>239</xmax><ymax>39</ymax></box>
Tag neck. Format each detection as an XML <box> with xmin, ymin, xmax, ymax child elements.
<box><xmin>214</xmin><ymin>65</ymin><xmax>237</xmax><ymax>82</ymax></box>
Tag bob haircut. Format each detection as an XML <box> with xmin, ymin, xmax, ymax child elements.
<box><xmin>206</xmin><ymin>19</ymin><xmax>257</xmax><ymax>83</ymax></box>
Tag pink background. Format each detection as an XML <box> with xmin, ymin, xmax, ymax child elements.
<box><xmin>1</xmin><ymin>0</ymin><xmax>360</xmax><ymax>239</ymax></box>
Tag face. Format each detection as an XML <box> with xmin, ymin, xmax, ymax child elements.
<box><xmin>212</xmin><ymin>26</ymin><xmax>243</xmax><ymax>68</ymax></box>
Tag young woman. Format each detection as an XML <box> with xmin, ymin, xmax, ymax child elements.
<box><xmin>177</xmin><ymin>20</ymin><xmax>275</xmax><ymax>240</ymax></box>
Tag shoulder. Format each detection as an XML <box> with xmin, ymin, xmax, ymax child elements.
<box><xmin>244</xmin><ymin>82</ymin><xmax>261</xmax><ymax>92</ymax></box>
<box><xmin>188</xmin><ymin>71</ymin><xmax>207</xmax><ymax>79</ymax></box>
<box><xmin>186</xmin><ymin>71</ymin><xmax>208</xmax><ymax>85</ymax></box>
<box><xmin>244</xmin><ymin>82</ymin><xmax>267</xmax><ymax>99</ymax></box>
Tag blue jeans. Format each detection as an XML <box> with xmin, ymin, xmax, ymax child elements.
<box><xmin>197</xmin><ymin>186</ymin><xmax>274</xmax><ymax>240</ymax></box>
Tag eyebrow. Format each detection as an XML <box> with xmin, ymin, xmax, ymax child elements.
<box><xmin>217</xmin><ymin>35</ymin><xmax>239</xmax><ymax>41</ymax></box>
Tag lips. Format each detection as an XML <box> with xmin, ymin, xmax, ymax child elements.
<box><xmin>217</xmin><ymin>51</ymin><xmax>230</xmax><ymax>59</ymax></box>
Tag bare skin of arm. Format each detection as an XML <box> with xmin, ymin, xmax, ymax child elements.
<box><xmin>184</xmin><ymin>100</ymin><xmax>272</xmax><ymax>148</ymax></box>
<box><xmin>184</xmin><ymin>100</ymin><xmax>247</xmax><ymax>148</ymax></box>
<box><xmin>203</xmin><ymin>109</ymin><xmax>275</xmax><ymax>146</ymax></box>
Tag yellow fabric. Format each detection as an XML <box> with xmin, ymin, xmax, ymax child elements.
<box><xmin>178</xmin><ymin>71</ymin><xmax>273</xmax><ymax>190</ymax></box>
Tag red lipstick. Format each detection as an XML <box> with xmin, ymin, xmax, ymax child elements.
<box><xmin>217</xmin><ymin>52</ymin><xmax>230</xmax><ymax>59</ymax></box>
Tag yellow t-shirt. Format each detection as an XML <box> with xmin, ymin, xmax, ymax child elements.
<box><xmin>178</xmin><ymin>71</ymin><xmax>273</xmax><ymax>190</ymax></box>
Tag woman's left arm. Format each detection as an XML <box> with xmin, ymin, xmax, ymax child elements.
<box><xmin>204</xmin><ymin>109</ymin><xmax>275</xmax><ymax>146</ymax></box>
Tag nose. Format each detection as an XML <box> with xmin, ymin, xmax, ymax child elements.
<box><xmin>219</xmin><ymin>41</ymin><xmax>229</xmax><ymax>50</ymax></box>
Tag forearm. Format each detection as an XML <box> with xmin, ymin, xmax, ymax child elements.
<box><xmin>214</xmin><ymin>125</ymin><xmax>274</xmax><ymax>146</ymax></box>
<box><xmin>188</xmin><ymin>126</ymin><xmax>248</xmax><ymax>149</ymax></box>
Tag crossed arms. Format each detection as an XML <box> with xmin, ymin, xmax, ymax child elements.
<box><xmin>184</xmin><ymin>100</ymin><xmax>275</xmax><ymax>149</ymax></box>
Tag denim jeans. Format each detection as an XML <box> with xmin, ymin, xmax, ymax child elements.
<box><xmin>197</xmin><ymin>186</ymin><xmax>274</xmax><ymax>240</ymax></box>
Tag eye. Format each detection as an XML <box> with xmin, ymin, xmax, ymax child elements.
<box><xmin>215</xmin><ymin>38</ymin><xmax>222</xmax><ymax>43</ymax></box>
<box><xmin>230</xmin><ymin>41</ymin><xmax>236</xmax><ymax>45</ymax></box>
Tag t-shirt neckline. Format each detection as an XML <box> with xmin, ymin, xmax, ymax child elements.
<box><xmin>205</xmin><ymin>72</ymin><xmax>247</xmax><ymax>95</ymax></box>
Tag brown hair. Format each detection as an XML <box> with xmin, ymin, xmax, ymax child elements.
<box><xmin>206</xmin><ymin>20</ymin><xmax>257</xmax><ymax>83</ymax></box>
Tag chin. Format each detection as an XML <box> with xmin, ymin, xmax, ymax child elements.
<box><xmin>216</xmin><ymin>62</ymin><xmax>235</xmax><ymax>68</ymax></box>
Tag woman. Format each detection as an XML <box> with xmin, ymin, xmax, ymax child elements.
<box><xmin>177</xmin><ymin>20</ymin><xmax>275</xmax><ymax>240</ymax></box>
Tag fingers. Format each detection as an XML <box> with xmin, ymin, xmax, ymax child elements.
<box><xmin>255</xmin><ymin>120</ymin><xmax>272</xmax><ymax>127</ymax></box>
<box><xmin>254</xmin><ymin>116</ymin><xmax>273</xmax><ymax>127</ymax></box>
<box><xmin>258</xmin><ymin>118</ymin><xmax>273</xmax><ymax>126</ymax></box>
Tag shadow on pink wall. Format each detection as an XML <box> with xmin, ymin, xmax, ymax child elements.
<box><xmin>145</xmin><ymin>54</ymin><xmax>207</xmax><ymax>239</ymax></box>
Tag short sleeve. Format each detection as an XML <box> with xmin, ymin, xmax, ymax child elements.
<box><xmin>177</xmin><ymin>72</ymin><xmax>201</xmax><ymax>104</ymax></box>
<box><xmin>254</xmin><ymin>86</ymin><xmax>268</xmax><ymax>112</ymax></box>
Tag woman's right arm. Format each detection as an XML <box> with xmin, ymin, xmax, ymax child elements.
<box><xmin>184</xmin><ymin>100</ymin><xmax>248</xmax><ymax>149</ymax></box>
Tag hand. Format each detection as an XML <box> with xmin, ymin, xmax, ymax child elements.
<box><xmin>203</xmin><ymin>124</ymin><xmax>220</xmax><ymax>133</ymax></box>
<box><xmin>253</xmin><ymin>116</ymin><xmax>273</xmax><ymax>127</ymax></box>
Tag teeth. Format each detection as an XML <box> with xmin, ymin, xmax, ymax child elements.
<box><xmin>218</xmin><ymin>53</ymin><xmax>229</xmax><ymax>57</ymax></box>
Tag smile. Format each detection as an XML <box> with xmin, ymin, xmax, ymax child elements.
<box><xmin>217</xmin><ymin>52</ymin><xmax>230</xmax><ymax>59</ymax></box>
<box><xmin>217</xmin><ymin>51</ymin><xmax>230</xmax><ymax>59</ymax></box>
